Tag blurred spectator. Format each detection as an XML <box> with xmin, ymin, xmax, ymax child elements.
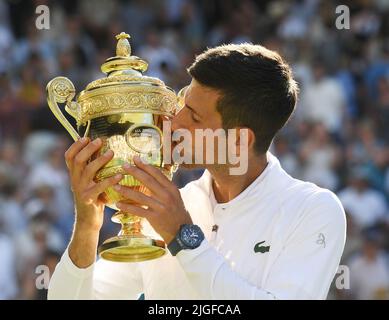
<box><xmin>0</xmin><ymin>217</ymin><xmax>18</xmax><ymax>299</ymax></box>
<box><xmin>0</xmin><ymin>73</ymin><xmax>24</xmax><ymax>139</ymax></box>
<box><xmin>139</xmin><ymin>28</ymin><xmax>180</xmax><ymax>82</ymax></box>
<box><xmin>26</xmin><ymin>144</ymin><xmax>69</xmax><ymax>193</ymax></box>
<box><xmin>16</xmin><ymin>64</ymin><xmax>45</xmax><ymax>111</ymax></box>
<box><xmin>364</xmin><ymin>41</ymin><xmax>389</xmax><ymax>100</ymax></box>
<box><xmin>0</xmin><ymin>179</ymin><xmax>26</xmax><ymax>238</ymax></box>
<box><xmin>347</xmin><ymin>228</ymin><xmax>389</xmax><ymax>300</ymax></box>
<box><xmin>373</xmin><ymin>76</ymin><xmax>389</xmax><ymax>142</ymax></box>
<box><xmin>386</xmin><ymin>168</ymin><xmax>389</xmax><ymax>196</ymax></box>
<box><xmin>335</xmin><ymin>56</ymin><xmax>358</xmax><ymax>119</ymax></box>
<box><xmin>13</xmin><ymin>24</ymin><xmax>56</xmax><ymax>73</ymax></box>
<box><xmin>0</xmin><ymin>138</ymin><xmax>25</xmax><ymax>182</ymax></box>
<box><xmin>120</xmin><ymin>0</ymin><xmax>157</xmax><ymax>47</ymax></box>
<box><xmin>339</xmin><ymin>167</ymin><xmax>388</xmax><ymax>230</ymax></box>
<box><xmin>272</xmin><ymin>135</ymin><xmax>300</xmax><ymax>178</ymax></box>
<box><xmin>277</xmin><ymin>0</ymin><xmax>317</xmax><ymax>40</ymax></box>
<box><xmin>299</xmin><ymin>122</ymin><xmax>342</xmax><ymax>190</ymax></box>
<box><xmin>56</xmin><ymin>15</ymin><xmax>97</xmax><ymax>74</ymax></box>
<box><xmin>364</xmin><ymin>146</ymin><xmax>389</xmax><ymax>194</ymax></box>
<box><xmin>347</xmin><ymin>120</ymin><xmax>384</xmax><ymax>167</ymax></box>
<box><xmin>14</xmin><ymin>210</ymin><xmax>64</xmax><ymax>299</ymax></box>
<box><xmin>299</xmin><ymin>62</ymin><xmax>346</xmax><ymax>134</ymax></box>
<box><xmin>26</xmin><ymin>138</ymin><xmax>73</xmax><ymax>231</ymax></box>
<box><xmin>22</xmin><ymin>131</ymin><xmax>59</xmax><ymax>167</ymax></box>
<box><xmin>0</xmin><ymin>1</ymin><xmax>14</xmax><ymax>74</ymax></box>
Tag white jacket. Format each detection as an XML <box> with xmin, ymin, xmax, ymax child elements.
<box><xmin>48</xmin><ymin>153</ymin><xmax>346</xmax><ymax>300</ymax></box>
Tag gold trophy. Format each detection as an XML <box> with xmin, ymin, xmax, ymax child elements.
<box><xmin>46</xmin><ymin>33</ymin><xmax>177</xmax><ymax>262</ymax></box>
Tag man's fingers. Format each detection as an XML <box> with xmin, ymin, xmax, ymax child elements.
<box><xmin>72</xmin><ymin>138</ymin><xmax>103</xmax><ymax>181</ymax></box>
<box><xmin>87</xmin><ymin>173</ymin><xmax>123</xmax><ymax>199</ymax></box>
<box><xmin>83</xmin><ymin>149</ymin><xmax>115</xmax><ymax>183</ymax></box>
<box><xmin>133</xmin><ymin>156</ymin><xmax>173</xmax><ymax>189</ymax></box>
<box><xmin>64</xmin><ymin>137</ymin><xmax>89</xmax><ymax>168</ymax></box>
<box><xmin>122</xmin><ymin>163</ymin><xmax>164</xmax><ymax>196</ymax></box>
<box><xmin>113</xmin><ymin>184</ymin><xmax>165</xmax><ymax>212</ymax></box>
<box><xmin>98</xmin><ymin>192</ymin><xmax>109</xmax><ymax>204</ymax></box>
<box><xmin>116</xmin><ymin>202</ymin><xmax>154</xmax><ymax>219</ymax></box>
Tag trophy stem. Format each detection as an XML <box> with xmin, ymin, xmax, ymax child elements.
<box><xmin>115</xmin><ymin>211</ymin><xmax>142</xmax><ymax>236</ymax></box>
<box><xmin>97</xmin><ymin>210</ymin><xmax>166</xmax><ymax>262</ymax></box>
<box><xmin>120</xmin><ymin>221</ymin><xmax>141</xmax><ymax>236</ymax></box>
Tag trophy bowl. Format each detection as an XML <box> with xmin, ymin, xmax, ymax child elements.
<box><xmin>46</xmin><ymin>32</ymin><xmax>177</xmax><ymax>262</ymax></box>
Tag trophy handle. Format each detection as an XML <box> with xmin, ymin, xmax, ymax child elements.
<box><xmin>46</xmin><ymin>76</ymin><xmax>83</xmax><ymax>141</ymax></box>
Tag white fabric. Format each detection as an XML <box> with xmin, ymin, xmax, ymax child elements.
<box><xmin>0</xmin><ymin>234</ymin><xmax>18</xmax><ymax>299</ymax></box>
<box><xmin>48</xmin><ymin>153</ymin><xmax>346</xmax><ymax>300</ymax></box>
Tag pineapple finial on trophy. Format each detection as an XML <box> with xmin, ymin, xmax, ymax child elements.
<box><xmin>100</xmin><ymin>32</ymin><xmax>148</xmax><ymax>75</ymax></box>
<box><xmin>115</xmin><ymin>32</ymin><xmax>131</xmax><ymax>57</ymax></box>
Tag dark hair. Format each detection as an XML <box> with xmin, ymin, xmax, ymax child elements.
<box><xmin>188</xmin><ymin>43</ymin><xmax>298</xmax><ymax>154</ymax></box>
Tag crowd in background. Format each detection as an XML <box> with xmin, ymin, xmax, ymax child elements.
<box><xmin>0</xmin><ymin>0</ymin><xmax>389</xmax><ymax>299</ymax></box>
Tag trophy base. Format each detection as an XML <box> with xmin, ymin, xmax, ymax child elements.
<box><xmin>98</xmin><ymin>235</ymin><xmax>166</xmax><ymax>262</ymax></box>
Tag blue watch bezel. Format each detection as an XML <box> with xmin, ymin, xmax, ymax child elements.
<box><xmin>168</xmin><ymin>224</ymin><xmax>204</xmax><ymax>256</ymax></box>
<box><xmin>179</xmin><ymin>224</ymin><xmax>204</xmax><ymax>248</ymax></box>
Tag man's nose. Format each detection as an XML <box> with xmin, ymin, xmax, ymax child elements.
<box><xmin>171</xmin><ymin>108</ymin><xmax>185</xmax><ymax>132</ymax></box>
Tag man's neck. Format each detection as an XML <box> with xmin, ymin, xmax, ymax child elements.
<box><xmin>208</xmin><ymin>153</ymin><xmax>268</xmax><ymax>203</ymax></box>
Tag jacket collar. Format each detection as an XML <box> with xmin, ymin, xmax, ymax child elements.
<box><xmin>194</xmin><ymin>152</ymin><xmax>285</xmax><ymax>210</ymax></box>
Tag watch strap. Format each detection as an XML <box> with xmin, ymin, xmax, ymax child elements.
<box><xmin>167</xmin><ymin>236</ymin><xmax>184</xmax><ymax>256</ymax></box>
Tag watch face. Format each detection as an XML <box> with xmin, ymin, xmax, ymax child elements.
<box><xmin>180</xmin><ymin>225</ymin><xmax>203</xmax><ymax>248</ymax></box>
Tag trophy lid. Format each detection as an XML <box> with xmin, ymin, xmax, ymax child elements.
<box><xmin>100</xmin><ymin>32</ymin><xmax>148</xmax><ymax>75</ymax></box>
<box><xmin>74</xmin><ymin>32</ymin><xmax>176</xmax><ymax>125</ymax></box>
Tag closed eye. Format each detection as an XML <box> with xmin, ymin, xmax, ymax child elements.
<box><xmin>185</xmin><ymin>104</ymin><xmax>201</xmax><ymax>123</ymax></box>
<box><xmin>191</xmin><ymin>112</ymin><xmax>200</xmax><ymax>123</ymax></box>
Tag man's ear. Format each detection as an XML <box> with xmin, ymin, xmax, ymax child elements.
<box><xmin>232</xmin><ymin>127</ymin><xmax>255</xmax><ymax>156</ymax></box>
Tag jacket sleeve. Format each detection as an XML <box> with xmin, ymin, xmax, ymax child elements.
<box><xmin>176</xmin><ymin>190</ymin><xmax>346</xmax><ymax>299</ymax></box>
<box><xmin>48</xmin><ymin>248</ymin><xmax>143</xmax><ymax>300</ymax></box>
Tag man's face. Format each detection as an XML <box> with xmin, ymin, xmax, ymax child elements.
<box><xmin>170</xmin><ymin>79</ymin><xmax>225</xmax><ymax>169</ymax></box>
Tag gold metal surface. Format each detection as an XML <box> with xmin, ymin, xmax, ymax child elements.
<box><xmin>98</xmin><ymin>237</ymin><xmax>166</xmax><ymax>262</ymax></box>
<box><xmin>46</xmin><ymin>77</ymin><xmax>81</xmax><ymax>141</ymax></box>
<box><xmin>46</xmin><ymin>32</ymin><xmax>178</xmax><ymax>262</ymax></box>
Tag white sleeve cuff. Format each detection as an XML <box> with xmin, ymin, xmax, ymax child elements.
<box><xmin>176</xmin><ymin>239</ymin><xmax>213</xmax><ymax>264</ymax></box>
<box><xmin>175</xmin><ymin>239</ymin><xmax>225</xmax><ymax>299</ymax></box>
<box><xmin>48</xmin><ymin>248</ymin><xmax>96</xmax><ymax>299</ymax></box>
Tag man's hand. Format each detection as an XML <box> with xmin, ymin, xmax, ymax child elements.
<box><xmin>65</xmin><ymin>137</ymin><xmax>123</xmax><ymax>268</ymax></box>
<box><xmin>66</xmin><ymin>137</ymin><xmax>123</xmax><ymax>230</ymax></box>
<box><xmin>114</xmin><ymin>156</ymin><xmax>192</xmax><ymax>245</ymax></box>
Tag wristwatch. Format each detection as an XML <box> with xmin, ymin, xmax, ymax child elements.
<box><xmin>168</xmin><ymin>224</ymin><xmax>205</xmax><ymax>256</ymax></box>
